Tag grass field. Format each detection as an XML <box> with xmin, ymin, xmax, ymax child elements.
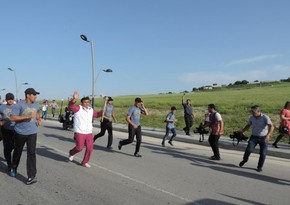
<box><xmin>53</xmin><ymin>82</ymin><xmax>290</xmax><ymax>141</ymax></box>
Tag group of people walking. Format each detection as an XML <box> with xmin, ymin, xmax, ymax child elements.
<box><xmin>160</xmin><ymin>94</ymin><xmax>288</xmax><ymax>173</ymax></box>
<box><xmin>67</xmin><ymin>91</ymin><xmax>148</xmax><ymax>169</ymax></box>
<box><xmin>0</xmin><ymin>89</ymin><xmax>289</xmax><ymax>186</ymax></box>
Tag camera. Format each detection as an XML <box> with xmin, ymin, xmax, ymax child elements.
<box><xmin>194</xmin><ymin>123</ymin><xmax>209</xmax><ymax>135</ymax></box>
<box><xmin>229</xmin><ymin>131</ymin><xmax>248</xmax><ymax>146</ymax></box>
<box><xmin>194</xmin><ymin>123</ymin><xmax>209</xmax><ymax>142</ymax></box>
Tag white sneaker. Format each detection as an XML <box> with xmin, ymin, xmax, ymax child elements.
<box><xmin>83</xmin><ymin>163</ymin><xmax>91</xmax><ymax>168</ymax></box>
<box><xmin>69</xmin><ymin>154</ymin><xmax>74</xmax><ymax>161</ymax></box>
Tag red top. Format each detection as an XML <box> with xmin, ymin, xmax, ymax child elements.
<box><xmin>280</xmin><ymin>108</ymin><xmax>290</xmax><ymax>134</ymax></box>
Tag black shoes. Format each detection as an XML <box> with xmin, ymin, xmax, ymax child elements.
<box><xmin>118</xmin><ymin>142</ymin><xmax>122</xmax><ymax>150</ymax></box>
<box><xmin>183</xmin><ymin>128</ymin><xmax>187</xmax><ymax>134</ymax></box>
<box><xmin>272</xmin><ymin>143</ymin><xmax>279</xmax><ymax>149</ymax></box>
<box><xmin>168</xmin><ymin>141</ymin><xmax>174</xmax><ymax>146</ymax></box>
<box><xmin>134</xmin><ymin>153</ymin><xmax>142</xmax><ymax>157</ymax></box>
<box><xmin>209</xmin><ymin>156</ymin><xmax>221</xmax><ymax>160</ymax></box>
<box><xmin>161</xmin><ymin>143</ymin><xmax>165</xmax><ymax>147</ymax></box>
<box><xmin>256</xmin><ymin>168</ymin><xmax>263</xmax><ymax>172</ymax></box>
<box><xmin>239</xmin><ymin>160</ymin><xmax>263</xmax><ymax>172</ymax></box>
<box><xmin>7</xmin><ymin>165</ymin><xmax>11</xmax><ymax>173</ymax></box>
<box><xmin>26</xmin><ymin>176</ymin><xmax>37</xmax><ymax>185</ymax></box>
<box><xmin>239</xmin><ymin>160</ymin><xmax>246</xmax><ymax>167</ymax></box>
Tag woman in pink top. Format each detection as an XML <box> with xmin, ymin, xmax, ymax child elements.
<box><xmin>272</xmin><ymin>101</ymin><xmax>290</xmax><ymax>148</ymax></box>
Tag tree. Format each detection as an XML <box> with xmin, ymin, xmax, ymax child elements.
<box><xmin>241</xmin><ymin>80</ymin><xmax>249</xmax><ymax>84</ymax></box>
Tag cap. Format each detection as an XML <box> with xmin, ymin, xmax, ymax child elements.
<box><xmin>107</xmin><ymin>96</ymin><xmax>113</xmax><ymax>101</ymax></box>
<box><xmin>25</xmin><ymin>88</ymin><xmax>40</xmax><ymax>95</ymax></box>
<box><xmin>5</xmin><ymin>93</ymin><xmax>14</xmax><ymax>100</ymax></box>
<box><xmin>171</xmin><ymin>106</ymin><xmax>177</xmax><ymax>111</ymax></box>
<box><xmin>135</xmin><ymin>97</ymin><xmax>142</xmax><ymax>103</ymax></box>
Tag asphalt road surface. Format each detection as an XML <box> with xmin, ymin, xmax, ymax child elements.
<box><xmin>0</xmin><ymin>120</ymin><xmax>290</xmax><ymax>205</ymax></box>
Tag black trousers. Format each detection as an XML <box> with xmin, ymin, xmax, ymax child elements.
<box><xmin>119</xmin><ymin>125</ymin><xmax>142</xmax><ymax>155</ymax></box>
<box><xmin>94</xmin><ymin>120</ymin><xmax>113</xmax><ymax>147</ymax></box>
<box><xmin>1</xmin><ymin>127</ymin><xmax>15</xmax><ymax>167</ymax></box>
<box><xmin>208</xmin><ymin>134</ymin><xmax>220</xmax><ymax>158</ymax></box>
<box><xmin>12</xmin><ymin>133</ymin><xmax>37</xmax><ymax>178</ymax></box>
<box><xmin>183</xmin><ymin>115</ymin><xmax>193</xmax><ymax>134</ymax></box>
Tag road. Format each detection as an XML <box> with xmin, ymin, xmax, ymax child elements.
<box><xmin>0</xmin><ymin>120</ymin><xmax>290</xmax><ymax>205</ymax></box>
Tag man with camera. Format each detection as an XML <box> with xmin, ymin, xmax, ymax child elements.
<box><xmin>239</xmin><ymin>105</ymin><xmax>274</xmax><ymax>172</ymax></box>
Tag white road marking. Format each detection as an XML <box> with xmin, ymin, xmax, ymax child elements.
<box><xmin>37</xmin><ymin>141</ymin><xmax>192</xmax><ymax>203</ymax></box>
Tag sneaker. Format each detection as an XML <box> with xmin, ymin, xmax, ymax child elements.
<box><xmin>134</xmin><ymin>153</ymin><xmax>142</xmax><ymax>157</ymax></box>
<box><xmin>68</xmin><ymin>154</ymin><xmax>74</xmax><ymax>162</ymax></box>
<box><xmin>10</xmin><ymin>169</ymin><xmax>17</xmax><ymax>177</ymax></box>
<box><xmin>168</xmin><ymin>141</ymin><xmax>174</xmax><ymax>146</ymax></box>
<box><xmin>107</xmin><ymin>146</ymin><xmax>113</xmax><ymax>150</ymax></box>
<box><xmin>209</xmin><ymin>156</ymin><xmax>220</xmax><ymax>160</ymax></box>
<box><xmin>26</xmin><ymin>176</ymin><xmax>37</xmax><ymax>185</ymax></box>
<box><xmin>256</xmin><ymin>168</ymin><xmax>263</xmax><ymax>172</ymax></box>
<box><xmin>118</xmin><ymin>142</ymin><xmax>122</xmax><ymax>150</ymax></box>
<box><xmin>161</xmin><ymin>143</ymin><xmax>165</xmax><ymax>147</ymax></box>
<box><xmin>239</xmin><ymin>160</ymin><xmax>246</xmax><ymax>167</ymax></box>
<box><xmin>272</xmin><ymin>143</ymin><xmax>279</xmax><ymax>149</ymax></box>
<box><xmin>83</xmin><ymin>163</ymin><xmax>91</xmax><ymax>168</ymax></box>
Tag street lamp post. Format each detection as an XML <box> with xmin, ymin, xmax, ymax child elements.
<box><xmin>17</xmin><ymin>83</ymin><xmax>29</xmax><ymax>99</ymax></box>
<box><xmin>80</xmin><ymin>34</ymin><xmax>96</xmax><ymax>110</ymax></box>
<box><xmin>7</xmin><ymin>68</ymin><xmax>18</xmax><ymax>100</ymax></box>
<box><xmin>0</xmin><ymin>88</ymin><xmax>6</xmax><ymax>101</ymax></box>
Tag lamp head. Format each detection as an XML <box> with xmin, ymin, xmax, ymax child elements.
<box><xmin>103</xmin><ymin>69</ymin><xmax>113</xmax><ymax>73</ymax></box>
<box><xmin>80</xmin><ymin>34</ymin><xmax>89</xmax><ymax>42</ymax></box>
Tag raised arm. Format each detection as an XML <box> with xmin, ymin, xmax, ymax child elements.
<box><xmin>68</xmin><ymin>91</ymin><xmax>80</xmax><ymax>113</ymax></box>
<box><xmin>140</xmin><ymin>102</ymin><xmax>148</xmax><ymax>116</ymax></box>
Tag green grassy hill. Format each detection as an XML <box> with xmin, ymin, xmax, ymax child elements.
<box><xmin>54</xmin><ymin>82</ymin><xmax>290</xmax><ymax>141</ymax></box>
<box><xmin>111</xmin><ymin>82</ymin><xmax>290</xmax><ymax>140</ymax></box>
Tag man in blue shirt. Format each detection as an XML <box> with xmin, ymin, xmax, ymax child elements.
<box><xmin>161</xmin><ymin>106</ymin><xmax>177</xmax><ymax>147</ymax></box>
<box><xmin>239</xmin><ymin>105</ymin><xmax>274</xmax><ymax>172</ymax></box>
<box><xmin>0</xmin><ymin>93</ymin><xmax>16</xmax><ymax>172</ymax></box>
<box><xmin>10</xmin><ymin>88</ymin><xmax>41</xmax><ymax>185</ymax></box>
<box><xmin>94</xmin><ymin>97</ymin><xmax>117</xmax><ymax>149</ymax></box>
<box><xmin>118</xmin><ymin>97</ymin><xmax>148</xmax><ymax>157</ymax></box>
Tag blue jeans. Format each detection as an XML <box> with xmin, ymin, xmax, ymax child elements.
<box><xmin>162</xmin><ymin>127</ymin><xmax>177</xmax><ymax>144</ymax></box>
<box><xmin>243</xmin><ymin>135</ymin><xmax>268</xmax><ymax>169</ymax></box>
<box><xmin>41</xmin><ymin>111</ymin><xmax>47</xmax><ymax>120</ymax></box>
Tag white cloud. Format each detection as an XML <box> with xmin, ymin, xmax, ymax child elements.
<box><xmin>225</xmin><ymin>54</ymin><xmax>280</xmax><ymax>67</ymax></box>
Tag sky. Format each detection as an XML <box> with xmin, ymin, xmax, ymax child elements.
<box><xmin>1</xmin><ymin>0</ymin><xmax>290</xmax><ymax>100</ymax></box>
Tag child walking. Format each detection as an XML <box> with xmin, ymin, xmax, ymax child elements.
<box><xmin>161</xmin><ymin>106</ymin><xmax>177</xmax><ymax>147</ymax></box>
